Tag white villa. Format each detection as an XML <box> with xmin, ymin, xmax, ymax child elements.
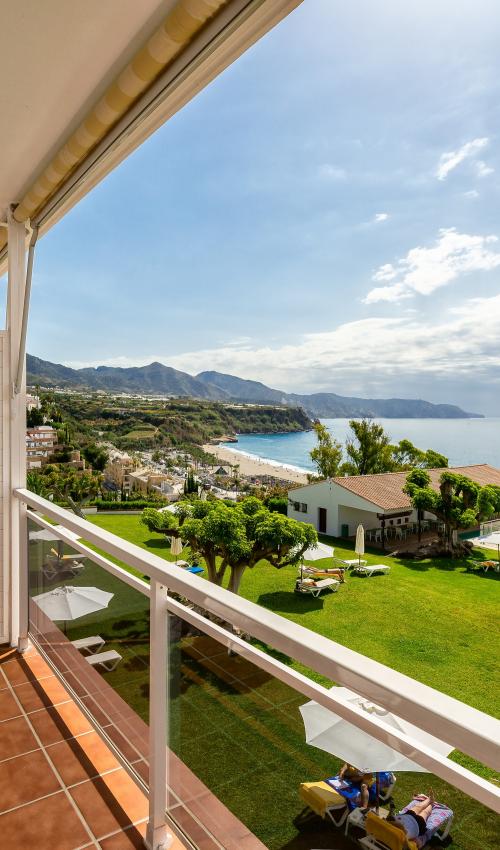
<box><xmin>288</xmin><ymin>464</ymin><xmax>500</xmax><ymax>538</ymax></box>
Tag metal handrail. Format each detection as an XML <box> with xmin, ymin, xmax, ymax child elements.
<box><xmin>18</xmin><ymin>488</ymin><xmax>500</xmax><ymax>813</ymax></box>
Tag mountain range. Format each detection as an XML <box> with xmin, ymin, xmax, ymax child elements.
<box><xmin>26</xmin><ymin>355</ymin><xmax>482</xmax><ymax>419</ymax></box>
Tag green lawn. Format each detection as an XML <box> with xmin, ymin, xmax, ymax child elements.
<box><xmin>79</xmin><ymin>514</ymin><xmax>500</xmax><ymax>849</ymax></box>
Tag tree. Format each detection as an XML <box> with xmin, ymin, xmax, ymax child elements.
<box><xmin>27</xmin><ymin>471</ymin><xmax>52</xmax><ymax>499</ymax></box>
<box><xmin>309</xmin><ymin>422</ymin><xmax>343</xmax><ymax>479</ymax></box>
<box><xmin>27</xmin><ymin>407</ymin><xmax>44</xmax><ymax>427</ymax></box>
<box><xmin>404</xmin><ymin>469</ymin><xmax>500</xmax><ymax>552</ymax></box>
<box><xmin>391</xmin><ymin>439</ymin><xmax>448</xmax><ymax>470</ymax></box>
<box><xmin>183</xmin><ymin>470</ymin><xmax>198</xmax><ymax>495</ymax></box>
<box><xmin>82</xmin><ymin>443</ymin><xmax>108</xmax><ymax>471</ymax></box>
<box><xmin>142</xmin><ymin>497</ymin><xmax>317</xmax><ymax>594</ymax></box>
<box><xmin>342</xmin><ymin>419</ymin><xmax>394</xmax><ymax>475</ymax></box>
<box><xmin>43</xmin><ymin>466</ymin><xmax>102</xmax><ymax>517</ymax></box>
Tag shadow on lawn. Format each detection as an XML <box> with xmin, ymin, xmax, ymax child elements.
<box><xmin>257</xmin><ymin>591</ymin><xmax>324</xmax><ymax>613</ymax></box>
<box><xmin>143</xmin><ymin>537</ymin><xmax>170</xmax><ymax>552</ymax></box>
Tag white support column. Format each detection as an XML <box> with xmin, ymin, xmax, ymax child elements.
<box><xmin>7</xmin><ymin>210</ymin><xmax>29</xmax><ymax>650</ymax></box>
<box><xmin>145</xmin><ymin>579</ymin><xmax>173</xmax><ymax>850</ymax></box>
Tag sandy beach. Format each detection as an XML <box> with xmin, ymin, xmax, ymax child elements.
<box><xmin>203</xmin><ymin>443</ymin><xmax>309</xmax><ymax>486</ymax></box>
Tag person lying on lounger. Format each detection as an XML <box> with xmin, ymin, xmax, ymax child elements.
<box><xmin>387</xmin><ymin>792</ymin><xmax>436</xmax><ymax>841</ymax></box>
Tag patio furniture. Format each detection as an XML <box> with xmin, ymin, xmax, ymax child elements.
<box><xmin>42</xmin><ymin>552</ymin><xmax>86</xmax><ymax>581</ymax></box>
<box><xmin>300</xmin><ymin>565</ymin><xmax>346</xmax><ymax>583</ymax></box>
<box><xmin>354</xmin><ymin>564</ymin><xmax>390</xmax><ymax>577</ymax></box>
<box><xmin>298</xmin><ymin>780</ymin><xmax>349</xmax><ymax>826</ymax></box>
<box><xmin>399</xmin><ymin>797</ymin><xmax>453</xmax><ymax>844</ymax></box>
<box><xmin>295</xmin><ymin>577</ymin><xmax>339</xmax><ymax>597</ymax></box>
<box><xmin>340</xmin><ymin>558</ymin><xmax>367</xmax><ymax>568</ymax></box>
<box><xmin>359</xmin><ymin>801</ymin><xmax>453</xmax><ymax>850</ymax></box>
<box><xmin>71</xmin><ymin>635</ymin><xmax>105</xmax><ymax>654</ymax></box>
<box><xmin>481</xmin><ymin>560</ymin><xmax>500</xmax><ymax>573</ymax></box>
<box><xmin>345</xmin><ymin>805</ymin><xmax>389</xmax><ymax>840</ymax></box>
<box><xmin>85</xmin><ymin>650</ymin><xmax>122</xmax><ymax>671</ymax></box>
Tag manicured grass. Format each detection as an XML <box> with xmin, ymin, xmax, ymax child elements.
<box><xmin>82</xmin><ymin>514</ymin><xmax>500</xmax><ymax>849</ymax></box>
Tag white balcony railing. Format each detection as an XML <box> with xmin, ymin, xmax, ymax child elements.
<box><xmin>14</xmin><ymin>488</ymin><xmax>500</xmax><ymax>850</ymax></box>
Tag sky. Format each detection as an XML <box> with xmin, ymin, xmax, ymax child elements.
<box><xmin>24</xmin><ymin>0</ymin><xmax>500</xmax><ymax>414</ymax></box>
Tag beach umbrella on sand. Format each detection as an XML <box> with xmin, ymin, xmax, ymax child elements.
<box><xmin>170</xmin><ymin>536</ymin><xmax>183</xmax><ymax>559</ymax></box>
<box><xmin>33</xmin><ymin>586</ymin><xmax>113</xmax><ymax>632</ymax></box>
<box><xmin>355</xmin><ymin>524</ymin><xmax>365</xmax><ymax>565</ymax></box>
<box><xmin>300</xmin><ymin>687</ymin><xmax>453</xmax><ymax>811</ymax></box>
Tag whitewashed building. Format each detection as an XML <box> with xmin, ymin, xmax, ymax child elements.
<box><xmin>288</xmin><ymin>464</ymin><xmax>500</xmax><ymax>537</ymax></box>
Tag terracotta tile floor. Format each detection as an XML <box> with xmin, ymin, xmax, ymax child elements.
<box><xmin>0</xmin><ymin>645</ymin><xmax>188</xmax><ymax>850</ymax></box>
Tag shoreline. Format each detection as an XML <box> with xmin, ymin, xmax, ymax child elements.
<box><xmin>203</xmin><ymin>443</ymin><xmax>309</xmax><ymax>485</ymax></box>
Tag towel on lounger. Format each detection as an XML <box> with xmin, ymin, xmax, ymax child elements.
<box><xmin>401</xmin><ymin>796</ymin><xmax>453</xmax><ymax>848</ymax></box>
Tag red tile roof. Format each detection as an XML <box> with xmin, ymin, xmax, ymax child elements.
<box><xmin>331</xmin><ymin>464</ymin><xmax>500</xmax><ymax>511</ymax></box>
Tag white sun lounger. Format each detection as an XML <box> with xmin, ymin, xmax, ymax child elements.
<box><xmin>354</xmin><ymin>564</ymin><xmax>390</xmax><ymax>577</ymax></box>
<box><xmin>71</xmin><ymin>635</ymin><xmax>105</xmax><ymax>654</ymax></box>
<box><xmin>296</xmin><ymin>578</ymin><xmax>339</xmax><ymax>597</ymax></box>
<box><xmin>340</xmin><ymin>558</ymin><xmax>367</xmax><ymax>568</ymax></box>
<box><xmin>85</xmin><ymin>650</ymin><xmax>122</xmax><ymax>671</ymax></box>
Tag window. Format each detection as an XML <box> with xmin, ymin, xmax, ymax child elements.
<box><xmin>397</xmin><ymin>518</ymin><xmax>401</xmax><ymax>524</ymax></box>
<box><xmin>293</xmin><ymin>501</ymin><xmax>300</xmax><ymax>511</ymax></box>
<box><xmin>301</xmin><ymin>503</ymin><xmax>307</xmax><ymax>512</ymax></box>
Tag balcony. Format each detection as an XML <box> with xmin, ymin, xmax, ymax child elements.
<box><xmin>3</xmin><ymin>489</ymin><xmax>499</xmax><ymax>850</ymax></box>
<box><xmin>0</xmin><ymin>645</ymin><xmax>156</xmax><ymax>850</ymax></box>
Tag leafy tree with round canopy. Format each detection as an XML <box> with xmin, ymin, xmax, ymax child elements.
<box><xmin>404</xmin><ymin>469</ymin><xmax>500</xmax><ymax>552</ymax></box>
<box><xmin>142</xmin><ymin>497</ymin><xmax>317</xmax><ymax>594</ymax></box>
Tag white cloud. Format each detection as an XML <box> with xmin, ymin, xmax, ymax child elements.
<box><xmin>476</xmin><ymin>160</ymin><xmax>494</xmax><ymax>178</ymax></box>
<box><xmin>435</xmin><ymin>137</ymin><xmax>489</xmax><ymax>180</ymax></box>
<box><xmin>318</xmin><ymin>163</ymin><xmax>347</xmax><ymax>181</ymax></box>
<box><xmin>374</xmin><ymin>212</ymin><xmax>389</xmax><ymax>223</ymax></box>
<box><xmin>65</xmin><ymin>294</ymin><xmax>500</xmax><ymax>404</ymax></box>
<box><xmin>364</xmin><ymin>227</ymin><xmax>500</xmax><ymax>304</ymax></box>
<box><xmin>160</xmin><ymin>294</ymin><xmax>500</xmax><ymax>392</ymax></box>
<box><xmin>463</xmin><ymin>189</ymin><xmax>479</xmax><ymax>199</ymax></box>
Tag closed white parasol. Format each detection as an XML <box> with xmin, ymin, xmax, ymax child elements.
<box><xmin>170</xmin><ymin>536</ymin><xmax>183</xmax><ymax>558</ymax></box>
<box><xmin>355</xmin><ymin>524</ymin><xmax>365</xmax><ymax>565</ymax></box>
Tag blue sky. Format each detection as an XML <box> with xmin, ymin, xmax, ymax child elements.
<box><xmin>27</xmin><ymin>0</ymin><xmax>500</xmax><ymax>413</ymax></box>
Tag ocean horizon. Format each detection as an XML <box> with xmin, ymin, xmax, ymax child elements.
<box><xmin>223</xmin><ymin>417</ymin><xmax>500</xmax><ymax>471</ymax></box>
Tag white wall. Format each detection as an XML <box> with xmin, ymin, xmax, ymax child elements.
<box><xmin>288</xmin><ymin>479</ymin><xmax>416</xmax><ymax>537</ymax></box>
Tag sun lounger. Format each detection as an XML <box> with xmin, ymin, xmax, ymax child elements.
<box><xmin>400</xmin><ymin>796</ymin><xmax>453</xmax><ymax>845</ymax></box>
<box><xmin>85</xmin><ymin>650</ymin><xmax>122</xmax><ymax>671</ymax></box>
<box><xmin>481</xmin><ymin>560</ymin><xmax>500</xmax><ymax>573</ymax></box>
<box><xmin>300</xmin><ymin>773</ymin><xmax>396</xmax><ymax>831</ymax></box>
<box><xmin>299</xmin><ymin>780</ymin><xmax>349</xmax><ymax>826</ymax></box>
<box><xmin>71</xmin><ymin>635</ymin><xmax>105</xmax><ymax>654</ymax></box>
<box><xmin>326</xmin><ymin>772</ymin><xmax>395</xmax><ymax>813</ymax></box>
<box><xmin>340</xmin><ymin>558</ymin><xmax>367</xmax><ymax>568</ymax></box>
<box><xmin>300</xmin><ymin>566</ymin><xmax>346</xmax><ymax>583</ymax></box>
<box><xmin>359</xmin><ymin>799</ymin><xmax>453</xmax><ymax>850</ymax></box>
<box><xmin>42</xmin><ymin>551</ymin><xmax>86</xmax><ymax>580</ymax></box>
<box><xmin>354</xmin><ymin>564</ymin><xmax>390</xmax><ymax>577</ymax></box>
<box><xmin>295</xmin><ymin>577</ymin><xmax>339</xmax><ymax>597</ymax></box>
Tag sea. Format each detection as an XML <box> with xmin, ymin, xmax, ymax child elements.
<box><xmin>223</xmin><ymin>418</ymin><xmax>500</xmax><ymax>473</ymax></box>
